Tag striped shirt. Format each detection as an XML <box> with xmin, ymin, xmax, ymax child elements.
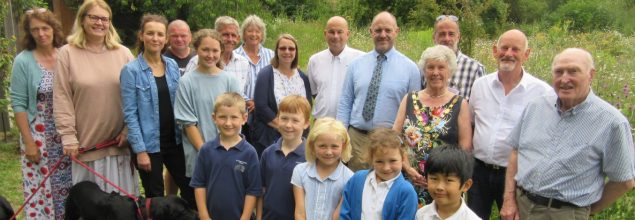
<box><xmin>234</xmin><ymin>44</ymin><xmax>275</xmax><ymax>99</ymax></box>
<box><xmin>291</xmin><ymin>162</ymin><xmax>353</xmax><ymax>220</ymax></box>
<box><xmin>507</xmin><ymin>91</ymin><xmax>635</xmax><ymax>206</ymax></box>
<box><xmin>449</xmin><ymin>52</ymin><xmax>484</xmax><ymax>99</ymax></box>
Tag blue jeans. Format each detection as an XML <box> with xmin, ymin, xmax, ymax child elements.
<box><xmin>467</xmin><ymin>158</ymin><xmax>506</xmax><ymax>219</ymax></box>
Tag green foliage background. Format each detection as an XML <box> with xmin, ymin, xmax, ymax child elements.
<box><xmin>1</xmin><ymin>0</ymin><xmax>634</xmax><ymax>219</ymax></box>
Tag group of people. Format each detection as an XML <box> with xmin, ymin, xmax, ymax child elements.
<box><xmin>10</xmin><ymin>0</ymin><xmax>634</xmax><ymax>219</ymax></box>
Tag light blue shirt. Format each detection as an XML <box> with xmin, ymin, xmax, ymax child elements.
<box><xmin>234</xmin><ymin>44</ymin><xmax>274</xmax><ymax>99</ymax></box>
<box><xmin>291</xmin><ymin>161</ymin><xmax>353</xmax><ymax>220</ymax></box>
<box><xmin>174</xmin><ymin>69</ymin><xmax>241</xmax><ymax>177</ymax></box>
<box><xmin>507</xmin><ymin>91</ymin><xmax>635</xmax><ymax>206</ymax></box>
<box><xmin>120</xmin><ymin>54</ymin><xmax>181</xmax><ymax>154</ymax></box>
<box><xmin>337</xmin><ymin>48</ymin><xmax>421</xmax><ymax>130</ymax></box>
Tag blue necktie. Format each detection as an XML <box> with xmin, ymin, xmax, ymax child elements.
<box><xmin>362</xmin><ymin>54</ymin><xmax>386</xmax><ymax>121</ymax></box>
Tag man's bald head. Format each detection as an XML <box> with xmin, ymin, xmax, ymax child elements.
<box><xmin>324</xmin><ymin>16</ymin><xmax>351</xmax><ymax>55</ymax></box>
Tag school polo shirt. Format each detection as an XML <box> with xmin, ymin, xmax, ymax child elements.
<box><xmin>260</xmin><ymin>138</ymin><xmax>307</xmax><ymax>220</ymax></box>
<box><xmin>190</xmin><ymin>136</ymin><xmax>262</xmax><ymax>220</ymax></box>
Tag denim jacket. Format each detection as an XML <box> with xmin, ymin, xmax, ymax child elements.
<box><xmin>120</xmin><ymin>54</ymin><xmax>181</xmax><ymax>153</ymax></box>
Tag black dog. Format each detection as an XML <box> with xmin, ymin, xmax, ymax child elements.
<box><xmin>65</xmin><ymin>181</ymin><xmax>198</xmax><ymax>220</ymax></box>
<box><xmin>0</xmin><ymin>195</ymin><xmax>14</xmax><ymax>220</ymax></box>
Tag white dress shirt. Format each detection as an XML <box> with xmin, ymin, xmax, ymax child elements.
<box><xmin>307</xmin><ymin>46</ymin><xmax>364</xmax><ymax>118</ymax></box>
<box><xmin>361</xmin><ymin>170</ymin><xmax>399</xmax><ymax>220</ymax></box>
<box><xmin>469</xmin><ymin>70</ymin><xmax>553</xmax><ymax>166</ymax></box>
<box><xmin>416</xmin><ymin>198</ymin><xmax>481</xmax><ymax>220</ymax></box>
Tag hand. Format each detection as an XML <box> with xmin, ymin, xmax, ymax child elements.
<box><xmin>500</xmin><ymin>198</ymin><xmax>520</xmax><ymax>220</ymax></box>
<box><xmin>24</xmin><ymin>141</ymin><xmax>41</xmax><ymax>163</ymax></box>
<box><xmin>406</xmin><ymin>167</ymin><xmax>426</xmax><ymax>187</ymax></box>
<box><xmin>63</xmin><ymin>144</ymin><xmax>79</xmax><ymax>158</ymax></box>
<box><xmin>137</xmin><ymin>152</ymin><xmax>151</xmax><ymax>172</ymax></box>
<box><xmin>246</xmin><ymin>100</ymin><xmax>255</xmax><ymax>113</ymax></box>
<box><xmin>116</xmin><ymin>132</ymin><xmax>128</xmax><ymax>147</ymax></box>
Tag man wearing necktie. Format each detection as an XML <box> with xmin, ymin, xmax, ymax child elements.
<box><xmin>337</xmin><ymin>11</ymin><xmax>421</xmax><ymax>171</ymax></box>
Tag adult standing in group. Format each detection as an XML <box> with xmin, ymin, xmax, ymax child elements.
<box><xmin>337</xmin><ymin>11</ymin><xmax>421</xmax><ymax>171</ymax></box>
<box><xmin>431</xmin><ymin>15</ymin><xmax>484</xmax><ymax>99</ymax></box>
<box><xmin>184</xmin><ymin>16</ymin><xmax>250</xmax><ymax>102</ymax></box>
<box><xmin>120</xmin><ymin>14</ymin><xmax>194</xmax><ymax>207</ymax></box>
<box><xmin>54</xmin><ymin>0</ymin><xmax>139</xmax><ymax>195</ymax></box>
<box><xmin>307</xmin><ymin>16</ymin><xmax>364</xmax><ymax>119</ymax></box>
<box><xmin>500</xmin><ymin>48</ymin><xmax>635</xmax><ymax>220</ymax></box>
<box><xmin>253</xmin><ymin>34</ymin><xmax>311</xmax><ymax>155</ymax></box>
<box><xmin>11</xmin><ymin>8</ymin><xmax>69</xmax><ymax>219</ymax></box>
<box><xmin>164</xmin><ymin>20</ymin><xmax>195</xmax><ymax>75</ymax></box>
<box><xmin>468</xmin><ymin>29</ymin><xmax>552</xmax><ymax>219</ymax></box>
<box><xmin>392</xmin><ymin>45</ymin><xmax>472</xmax><ymax>205</ymax></box>
<box><xmin>234</xmin><ymin>15</ymin><xmax>275</xmax><ymax>143</ymax></box>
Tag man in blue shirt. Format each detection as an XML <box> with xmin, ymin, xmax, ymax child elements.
<box><xmin>500</xmin><ymin>48</ymin><xmax>635</xmax><ymax>220</ymax></box>
<box><xmin>336</xmin><ymin>11</ymin><xmax>421</xmax><ymax>171</ymax></box>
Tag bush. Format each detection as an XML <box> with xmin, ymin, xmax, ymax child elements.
<box><xmin>548</xmin><ymin>0</ymin><xmax>616</xmax><ymax>32</ymax></box>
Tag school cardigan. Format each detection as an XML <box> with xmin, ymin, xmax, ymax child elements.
<box><xmin>252</xmin><ymin>65</ymin><xmax>312</xmax><ymax>148</ymax></box>
<box><xmin>10</xmin><ymin>50</ymin><xmax>44</xmax><ymax>123</ymax></box>
<box><xmin>340</xmin><ymin>170</ymin><xmax>418</xmax><ymax>220</ymax></box>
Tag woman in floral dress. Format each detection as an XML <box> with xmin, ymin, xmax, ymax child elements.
<box><xmin>393</xmin><ymin>45</ymin><xmax>472</xmax><ymax>205</ymax></box>
<box><xmin>10</xmin><ymin>8</ymin><xmax>70</xmax><ymax>219</ymax></box>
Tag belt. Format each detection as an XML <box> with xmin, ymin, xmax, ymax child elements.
<box><xmin>475</xmin><ymin>158</ymin><xmax>505</xmax><ymax>170</ymax></box>
<box><xmin>518</xmin><ymin>187</ymin><xmax>579</xmax><ymax>209</ymax></box>
<box><xmin>349</xmin><ymin>126</ymin><xmax>369</xmax><ymax>135</ymax></box>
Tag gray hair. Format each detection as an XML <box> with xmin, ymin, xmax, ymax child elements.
<box><xmin>215</xmin><ymin>16</ymin><xmax>239</xmax><ymax>32</ymax></box>
<box><xmin>553</xmin><ymin>48</ymin><xmax>595</xmax><ymax>71</ymax></box>
<box><xmin>418</xmin><ymin>45</ymin><xmax>458</xmax><ymax>79</ymax></box>
<box><xmin>240</xmin><ymin>15</ymin><xmax>267</xmax><ymax>44</ymax></box>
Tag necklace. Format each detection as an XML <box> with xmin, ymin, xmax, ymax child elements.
<box><xmin>424</xmin><ymin>89</ymin><xmax>448</xmax><ymax>99</ymax></box>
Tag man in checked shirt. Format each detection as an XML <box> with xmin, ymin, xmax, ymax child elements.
<box><xmin>431</xmin><ymin>15</ymin><xmax>485</xmax><ymax>99</ymax></box>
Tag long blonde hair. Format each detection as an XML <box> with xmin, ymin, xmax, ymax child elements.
<box><xmin>66</xmin><ymin>0</ymin><xmax>122</xmax><ymax>50</ymax></box>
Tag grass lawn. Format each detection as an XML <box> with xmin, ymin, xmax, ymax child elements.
<box><xmin>1</xmin><ymin>19</ymin><xmax>634</xmax><ymax>219</ymax></box>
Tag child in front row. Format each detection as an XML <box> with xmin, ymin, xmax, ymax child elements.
<box><xmin>291</xmin><ymin>117</ymin><xmax>354</xmax><ymax>220</ymax></box>
<box><xmin>257</xmin><ymin>95</ymin><xmax>311</xmax><ymax>220</ymax></box>
<box><xmin>416</xmin><ymin>146</ymin><xmax>481</xmax><ymax>220</ymax></box>
<box><xmin>190</xmin><ymin>92</ymin><xmax>261</xmax><ymax>220</ymax></box>
<box><xmin>340</xmin><ymin>128</ymin><xmax>418</xmax><ymax>220</ymax></box>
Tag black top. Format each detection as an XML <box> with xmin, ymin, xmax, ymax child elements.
<box><xmin>163</xmin><ymin>49</ymin><xmax>196</xmax><ymax>75</ymax></box>
<box><xmin>155</xmin><ymin>75</ymin><xmax>176</xmax><ymax>145</ymax></box>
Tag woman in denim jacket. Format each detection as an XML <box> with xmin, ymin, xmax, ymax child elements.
<box><xmin>120</xmin><ymin>14</ymin><xmax>194</xmax><ymax>206</ymax></box>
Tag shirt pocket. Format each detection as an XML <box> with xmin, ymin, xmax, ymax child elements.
<box><xmin>136</xmin><ymin>83</ymin><xmax>152</xmax><ymax>102</ymax></box>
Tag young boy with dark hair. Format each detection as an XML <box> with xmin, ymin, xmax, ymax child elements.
<box><xmin>190</xmin><ymin>92</ymin><xmax>262</xmax><ymax>220</ymax></box>
<box><xmin>416</xmin><ymin>146</ymin><xmax>481</xmax><ymax>220</ymax></box>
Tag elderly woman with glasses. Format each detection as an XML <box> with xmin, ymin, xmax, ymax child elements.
<box><xmin>10</xmin><ymin>7</ymin><xmax>69</xmax><ymax>219</ymax></box>
<box><xmin>252</xmin><ymin>34</ymin><xmax>312</xmax><ymax>155</ymax></box>
<box><xmin>53</xmin><ymin>0</ymin><xmax>138</xmax><ymax>196</ymax></box>
<box><xmin>392</xmin><ymin>45</ymin><xmax>472</xmax><ymax>205</ymax></box>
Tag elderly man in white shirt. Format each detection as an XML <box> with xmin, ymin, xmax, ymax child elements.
<box><xmin>467</xmin><ymin>29</ymin><xmax>552</xmax><ymax>220</ymax></box>
<box><xmin>307</xmin><ymin>16</ymin><xmax>364</xmax><ymax>119</ymax></box>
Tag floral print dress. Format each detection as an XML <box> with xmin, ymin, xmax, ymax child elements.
<box><xmin>20</xmin><ymin>66</ymin><xmax>72</xmax><ymax>219</ymax></box>
<box><xmin>401</xmin><ymin>91</ymin><xmax>462</xmax><ymax>205</ymax></box>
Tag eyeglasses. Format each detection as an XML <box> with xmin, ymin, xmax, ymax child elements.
<box><xmin>436</xmin><ymin>15</ymin><xmax>459</xmax><ymax>22</ymax></box>
<box><xmin>25</xmin><ymin>8</ymin><xmax>47</xmax><ymax>15</ymax></box>
<box><xmin>278</xmin><ymin>46</ymin><xmax>296</xmax><ymax>52</ymax></box>
<box><xmin>86</xmin><ymin>14</ymin><xmax>110</xmax><ymax>24</ymax></box>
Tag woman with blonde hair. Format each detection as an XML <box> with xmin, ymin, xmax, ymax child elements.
<box><xmin>11</xmin><ymin>7</ymin><xmax>68</xmax><ymax>219</ymax></box>
<box><xmin>54</xmin><ymin>0</ymin><xmax>139</xmax><ymax>194</ymax></box>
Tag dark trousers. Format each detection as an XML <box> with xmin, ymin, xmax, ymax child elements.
<box><xmin>467</xmin><ymin>158</ymin><xmax>506</xmax><ymax>219</ymax></box>
<box><xmin>133</xmin><ymin>143</ymin><xmax>195</xmax><ymax>208</ymax></box>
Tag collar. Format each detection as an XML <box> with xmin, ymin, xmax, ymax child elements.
<box><xmin>426</xmin><ymin>197</ymin><xmax>468</xmax><ymax>219</ymax></box>
<box><xmin>556</xmin><ymin>89</ymin><xmax>595</xmax><ymax>115</ymax></box>
<box><xmin>137</xmin><ymin>53</ymin><xmax>167</xmax><ymax>72</ymax></box>
<box><xmin>273</xmin><ymin>138</ymin><xmax>306</xmax><ymax>157</ymax></box>
<box><xmin>328</xmin><ymin>45</ymin><xmax>350</xmax><ymax>58</ymax></box>
<box><xmin>212</xmin><ymin>134</ymin><xmax>247</xmax><ymax>151</ymax></box>
<box><xmin>492</xmin><ymin>68</ymin><xmax>530</xmax><ymax>89</ymax></box>
<box><xmin>372</xmin><ymin>47</ymin><xmax>396</xmax><ymax>60</ymax></box>
<box><xmin>368</xmin><ymin>170</ymin><xmax>399</xmax><ymax>189</ymax></box>
<box><xmin>307</xmin><ymin>161</ymin><xmax>346</xmax><ymax>181</ymax></box>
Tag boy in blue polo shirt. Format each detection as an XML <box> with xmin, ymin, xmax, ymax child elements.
<box><xmin>190</xmin><ymin>92</ymin><xmax>262</xmax><ymax>220</ymax></box>
<box><xmin>257</xmin><ymin>95</ymin><xmax>311</xmax><ymax>220</ymax></box>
